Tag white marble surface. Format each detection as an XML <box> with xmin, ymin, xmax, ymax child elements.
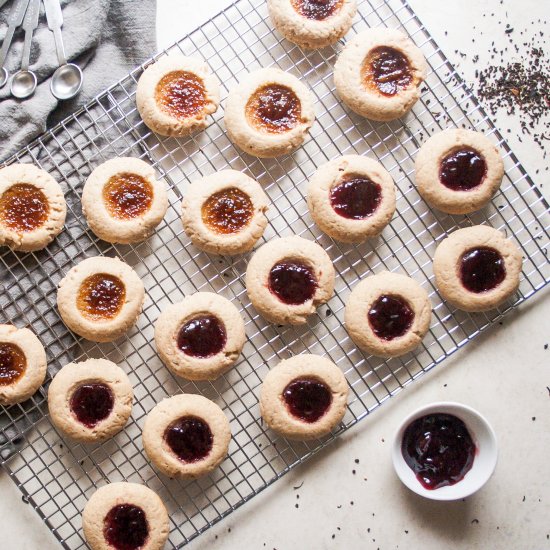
<box><xmin>1</xmin><ymin>0</ymin><xmax>549</xmax><ymax>549</ymax></box>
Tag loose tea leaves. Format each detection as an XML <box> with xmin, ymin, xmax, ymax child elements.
<box><xmin>477</xmin><ymin>44</ymin><xmax>549</xmax><ymax>149</ymax></box>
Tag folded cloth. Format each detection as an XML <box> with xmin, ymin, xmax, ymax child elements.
<box><xmin>0</xmin><ymin>0</ymin><xmax>156</xmax><ymax>458</ymax></box>
<box><xmin>0</xmin><ymin>0</ymin><xmax>157</xmax><ymax>162</ymax></box>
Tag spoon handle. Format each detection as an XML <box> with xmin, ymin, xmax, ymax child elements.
<box><xmin>43</xmin><ymin>0</ymin><xmax>67</xmax><ymax>65</ymax></box>
<box><xmin>21</xmin><ymin>0</ymin><xmax>41</xmax><ymax>70</ymax></box>
<box><xmin>0</xmin><ymin>0</ymin><xmax>31</xmax><ymax>68</ymax></box>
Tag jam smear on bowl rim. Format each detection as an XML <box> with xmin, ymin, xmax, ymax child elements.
<box><xmin>0</xmin><ymin>342</ymin><xmax>27</xmax><ymax>386</ymax></box>
<box><xmin>103</xmin><ymin>503</ymin><xmax>149</xmax><ymax>550</ymax></box>
<box><xmin>201</xmin><ymin>187</ymin><xmax>254</xmax><ymax>234</ymax></box>
<box><xmin>459</xmin><ymin>247</ymin><xmax>506</xmax><ymax>293</ymax></box>
<box><xmin>155</xmin><ymin>70</ymin><xmax>207</xmax><ymax>120</ymax></box>
<box><xmin>0</xmin><ymin>183</ymin><xmax>50</xmax><ymax>232</ymax></box>
<box><xmin>362</xmin><ymin>46</ymin><xmax>412</xmax><ymax>97</ymax></box>
<box><xmin>283</xmin><ymin>376</ymin><xmax>333</xmax><ymax>423</ymax></box>
<box><xmin>368</xmin><ymin>294</ymin><xmax>414</xmax><ymax>341</ymax></box>
<box><xmin>268</xmin><ymin>260</ymin><xmax>318</xmax><ymax>305</ymax></box>
<box><xmin>165</xmin><ymin>416</ymin><xmax>213</xmax><ymax>462</ymax></box>
<box><xmin>439</xmin><ymin>148</ymin><xmax>487</xmax><ymax>191</ymax></box>
<box><xmin>401</xmin><ymin>412</ymin><xmax>476</xmax><ymax>490</ymax></box>
<box><xmin>330</xmin><ymin>174</ymin><xmax>382</xmax><ymax>220</ymax></box>
<box><xmin>103</xmin><ymin>172</ymin><xmax>154</xmax><ymax>220</ymax></box>
<box><xmin>246</xmin><ymin>84</ymin><xmax>301</xmax><ymax>133</ymax></box>
<box><xmin>176</xmin><ymin>315</ymin><xmax>227</xmax><ymax>358</ymax></box>
<box><xmin>77</xmin><ymin>273</ymin><xmax>126</xmax><ymax>321</ymax></box>
<box><xmin>69</xmin><ymin>383</ymin><xmax>115</xmax><ymax>428</ymax></box>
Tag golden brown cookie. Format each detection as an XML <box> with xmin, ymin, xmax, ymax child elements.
<box><xmin>142</xmin><ymin>394</ymin><xmax>231</xmax><ymax>479</ymax></box>
<box><xmin>48</xmin><ymin>359</ymin><xmax>133</xmax><ymax>442</ymax></box>
<box><xmin>433</xmin><ymin>225</ymin><xmax>523</xmax><ymax>312</ymax></box>
<box><xmin>260</xmin><ymin>354</ymin><xmax>348</xmax><ymax>440</ymax></box>
<box><xmin>224</xmin><ymin>68</ymin><xmax>315</xmax><ymax>158</ymax></box>
<box><xmin>0</xmin><ymin>324</ymin><xmax>47</xmax><ymax>406</ymax></box>
<box><xmin>415</xmin><ymin>129</ymin><xmax>504</xmax><ymax>214</ymax></box>
<box><xmin>268</xmin><ymin>0</ymin><xmax>357</xmax><ymax>49</ymax></box>
<box><xmin>82</xmin><ymin>482</ymin><xmax>169</xmax><ymax>550</ymax></box>
<box><xmin>0</xmin><ymin>164</ymin><xmax>66</xmax><ymax>252</ymax></box>
<box><xmin>136</xmin><ymin>54</ymin><xmax>220</xmax><ymax>137</ymax></box>
<box><xmin>345</xmin><ymin>271</ymin><xmax>432</xmax><ymax>357</ymax></box>
<box><xmin>181</xmin><ymin>169</ymin><xmax>268</xmax><ymax>255</ymax></box>
<box><xmin>246</xmin><ymin>236</ymin><xmax>335</xmax><ymax>325</ymax></box>
<box><xmin>57</xmin><ymin>256</ymin><xmax>145</xmax><ymax>342</ymax></box>
<box><xmin>154</xmin><ymin>292</ymin><xmax>246</xmax><ymax>381</ymax></box>
<box><xmin>82</xmin><ymin>157</ymin><xmax>168</xmax><ymax>244</ymax></box>
<box><xmin>307</xmin><ymin>154</ymin><xmax>396</xmax><ymax>242</ymax></box>
<box><xmin>334</xmin><ymin>28</ymin><xmax>427</xmax><ymax>121</ymax></box>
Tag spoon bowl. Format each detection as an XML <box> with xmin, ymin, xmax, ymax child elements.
<box><xmin>0</xmin><ymin>67</ymin><xmax>8</xmax><ymax>88</ymax></box>
<box><xmin>50</xmin><ymin>62</ymin><xmax>82</xmax><ymax>100</ymax></box>
<box><xmin>10</xmin><ymin>69</ymin><xmax>37</xmax><ymax>98</ymax></box>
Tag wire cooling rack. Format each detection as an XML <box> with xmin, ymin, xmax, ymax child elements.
<box><xmin>1</xmin><ymin>0</ymin><xmax>549</xmax><ymax>547</ymax></box>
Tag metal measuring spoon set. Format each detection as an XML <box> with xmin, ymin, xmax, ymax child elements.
<box><xmin>0</xmin><ymin>0</ymin><xmax>83</xmax><ymax>99</ymax></box>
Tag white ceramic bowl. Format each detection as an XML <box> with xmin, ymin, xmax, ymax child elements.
<box><xmin>392</xmin><ymin>401</ymin><xmax>498</xmax><ymax>501</ymax></box>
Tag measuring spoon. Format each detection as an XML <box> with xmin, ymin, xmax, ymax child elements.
<box><xmin>10</xmin><ymin>0</ymin><xmax>41</xmax><ymax>99</ymax></box>
<box><xmin>0</xmin><ymin>0</ymin><xmax>32</xmax><ymax>88</ymax></box>
<box><xmin>43</xmin><ymin>0</ymin><xmax>82</xmax><ymax>100</ymax></box>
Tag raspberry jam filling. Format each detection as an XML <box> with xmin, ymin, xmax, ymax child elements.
<box><xmin>246</xmin><ymin>84</ymin><xmax>301</xmax><ymax>133</ymax></box>
<box><xmin>70</xmin><ymin>383</ymin><xmax>114</xmax><ymax>428</ymax></box>
<box><xmin>176</xmin><ymin>315</ymin><xmax>227</xmax><ymax>358</ymax></box>
<box><xmin>201</xmin><ymin>187</ymin><xmax>253</xmax><ymax>234</ymax></box>
<box><xmin>363</xmin><ymin>46</ymin><xmax>412</xmax><ymax>97</ymax></box>
<box><xmin>0</xmin><ymin>183</ymin><xmax>49</xmax><ymax>232</ymax></box>
<box><xmin>439</xmin><ymin>148</ymin><xmax>487</xmax><ymax>191</ymax></box>
<box><xmin>103</xmin><ymin>172</ymin><xmax>153</xmax><ymax>220</ymax></box>
<box><xmin>290</xmin><ymin>0</ymin><xmax>343</xmax><ymax>20</ymax></box>
<box><xmin>460</xmin><ymin>247</ymin><xmax>506</xmax><ymax>293</ymax></box>
<box><xmin>268</xmin><ymin>261</ymin><xmax>317</xmax><ymax>305</ymax></box>
<box><xmin>77</xmin><ymin>273</ymin><xmax>126</xmax><ymax>321</ymax></box>
<box><xmin>283</xmin><ymin>377</ymin><xmax>332</xmax><ymax>423</ymax></box>
<box><xmin>165</xmin><ymin>416</ymin><xmax>213</xmax><ymax>462</ymax></box>
<box><xmin>103</xmin><ymin>504</ymin><xmax>149</xmax><ymax>550</ymax></box>
<box><xmin>155</xmin><ymin>70</ymin><xmax>206</xmax><ymax>119</ymax></box>
<box><xmin>330</xmin><ymin>175</ymin><xmax>382</xmax><ymax>219</ymax></box>
<box><xmin>0</xmin><ymin>343</ymin><xmax>27</xmax><ymax>386</ymax></box>
<box><xmin>368</xmin><ymin>294</ymin><xmax>414</xmax><ymax>341</ymax></box>
<box><xmin>401</xmin><ymin>413</ymin><xmax>476</xmax><ymax>490</ymax></box>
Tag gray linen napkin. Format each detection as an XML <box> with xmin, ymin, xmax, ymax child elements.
<box><xmin>0</xmin><ymin>0</ymin><xmax>157</xmax><ymax>456</ymax></box>
<box><xmin>0</xmin><ymin>0</ymin><xmax>157</xmax><ymax>162</ymax></box>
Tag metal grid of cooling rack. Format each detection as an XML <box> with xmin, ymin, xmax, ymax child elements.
<box><xmin>0</xmin><ymin>0</ymin><xmax>549</xmax><ymax>547</ymax></box>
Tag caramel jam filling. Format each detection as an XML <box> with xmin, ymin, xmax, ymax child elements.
<box><xmin>155</xmin><ymin>70</ymin><xmax>207</xmax><ymax>119</ymax></box>
<box><xmin>362</xmin><ymin>46</ymin><xmax>413</xmax><ymax>97</ymax></box>
<box><xmin>201</xmin><ymin>187</ymin><xmax>253</xmax><ymax>234</ymax></box>
<box><xmin>290</xmin><ymin>0</ymin><xmax>343</xmax><ymax>20</ymax></box>
<box><xmin>103</xmin><ymin>172</ymin><xmax>153</xmax><ymax>220</ymax></box>
<box><xmin>245</xmin><ymin>84</ymin><xmax>301</xmax><ymax>133</ymax></box>
<box><xmin>77</xmin><ymin>273</ymin><xmax>126</xmax><ymax>321</ymax></box>
<box><xmin>0</xmin><ymin>343</ymin><xmax>27</xmax><ymax>386</ymax></box>
<box><xmin>0</xmin><ymin>183</ymin><xmax>49</xmax><ymax>232</ymax></box>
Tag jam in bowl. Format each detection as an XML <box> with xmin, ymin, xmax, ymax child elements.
<box><xmin>392</xmin><ymin>402</ymin><xmax>497</xmax><ymax>500</ymax></box>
